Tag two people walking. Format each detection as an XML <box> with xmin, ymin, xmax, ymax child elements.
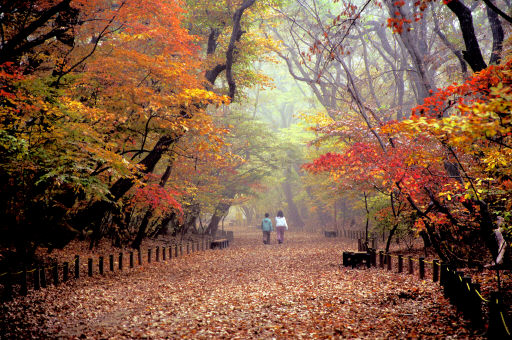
<box><xmin>261</xmin><ymin>210</ymin><xmax>288</xmax><ymax>244</ymax></box>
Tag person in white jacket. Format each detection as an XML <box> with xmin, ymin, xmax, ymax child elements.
<box><xmin>275</xmin><ymin>210</ymin><xmax>288</xmax><ymax>244</ymax></box>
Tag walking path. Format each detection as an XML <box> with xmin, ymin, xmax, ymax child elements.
<box><xmin>1</xmin><ymin>232</ymin><xmax>480</xmax><ymax>339</ymax></box>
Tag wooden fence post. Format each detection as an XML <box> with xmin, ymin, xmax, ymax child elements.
<box><xmin>488</xmin><ymin>291</ymin><xmax>510</xmax><ymax>339</ymax></box>
<box><xmin>162</xmin><ymin>247</ymin><xmax>166</xmax><ymax>261</ymax></box>
<box><xmin>88</xmin><ymin>258</ymin><xmax>93</xmax><ymax>277</ymax></box>
<box><xmin>461</xmin><ymin>276</ymin><xmax>472</xmax><ymax>319</ymax></box>
<box><xmin>40</xmin><ymin>267</ymin><xmax>47</xmax><ymax>288</ymax></box>
<box><xmin>130</xmin><ymin>252</ymin><xmax>134</xmax><ymax>268</ymax></box>
<box><xmin>138</xmin><ymin>249</ymin><xmax>142</xmax><ymax>265</ymax></box>
<box><xmin>186</xmin><ymin>242</ymin><xmax>190</xmax><ymax>254</ymax></box>
<box><xmin>119</xmin><ymin>253</ymin><xmax>123</xmax><ymax>270</ymax></box>
<box><xmin>34</xmin><ymin>268</ymin><xmax>40</xmax><ymax>290</ymax></box>
<box><xmin>148</xmin><ymin>248</ymin><xmax>152</xmax><ymax>263</ymax></box>
<box><xmin>99</xmin><ymin>257</ymin><xmax>104</xmax><ymax>275</ymax></box>
<box><xmin>180</xmin><ymin>243</ymin><xmax>183</xmax><ymax>256</ymax></box>
<box><xmin>32</xmin><ymin>267</ymin><xmax>41</xmax><ymax>290</ymax></box>
<box><xmin>169</xmin><ymin>246</ymin><xmax>172</xmax><ymax>259</ymax></box>
<box><xmin>433</xmin><ymin>259</ymin><xmax>439</xmax><ymax>282</ymax></box>
<box><xmin>440</xmin><ymin>262</ymin><xmax>447</xmax><ymax>287</ymax></box>
<box><xmin>419</xmin><ymin>258</ymin><xmax>425</xmax><ymax>279</ymax></box>
<box><xmin>156</xmin><ymin>247</ymin><xmax>160</xmax><ymax>262</ymax></box>
<box><xmin>386</xmin><ymin>254</ymin><xmax>392</xmax><ymax>271</ymax></box>
<box><xmin>52</xmin><ymin>264</ymin><xmax>59</xmax><ymax>286</ymax></box>
<box><xmin>408</xmin><ymin>256</ymin><xmax>413</xmax><ymax>275</ymax></box>
<box><xmin>109</xmin><ymin>254</ymin><xmax>114</xmax><ymax>271</ymax></box>
<box><xmin>470</xmin><ymin>282</ymin><xmax>483</xmax><ymax>328</ymax></box>
<box><xmin>74</xmin><ymin>255</ymin><xmax>80</xmax><ymax>279</ymax></box>
<box><xmin>379</xmin><ymin>251</ymin><xmax>384</xmax><ymax>268</ymax></box>
<box><xmin>370</xmin><ymin>249</ymin><xmax>377</xmax><ymax>267</ymax></box>
<box><xmin>442</xmin><ymin>265</ymin><xmax>451</xmax><ymax>298</ymax></box>
<box><xmin>175</xmin><ymin>244</ymin><xmax>179</xmax><ymax>258</ymax></box>
<box><xmin>398</xmin><ymin>255</ymin><xmax>403</xmax><ymax>273</ymax></box>
<box><xmin>454</xmin><ymin>270</ymin><xmax>464</xmax><ymax>307</ymax></box>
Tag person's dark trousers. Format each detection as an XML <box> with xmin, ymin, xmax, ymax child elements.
<box><xmin>263</xmin><ymin>231</ymin><xmax>271</xmax><ymax>244</ymax></box>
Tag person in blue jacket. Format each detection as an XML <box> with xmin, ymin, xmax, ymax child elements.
<box><xmin>261</xmin><ymin>213</ymin><xmax>273</xmax><ymax>244</ymax></box>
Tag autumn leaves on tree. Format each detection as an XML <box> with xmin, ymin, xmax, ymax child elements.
<box><xmin>1</xmin><ymin>0</ymin><xmax>511</xmax><ymax>268</ymax></box>
<box><xmin>0</xmin><ymin>0</ymin><xmax>273</xmax><ymax>256</ymax></box>
<box><xmin>300</xmin><ymin>0</ymin><xmax>512</xmax><ymax>263</ymax></box>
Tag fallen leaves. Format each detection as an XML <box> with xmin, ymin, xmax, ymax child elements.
<box><xmin>0</xmin><ymin>232</ymin><xmax>482</xmax><ymax>339</ymax></box>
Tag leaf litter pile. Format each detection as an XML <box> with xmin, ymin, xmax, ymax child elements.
<box><xmin>1</xmin><ymin>232</ymin><xmax>481</xmax><ymax>339</ymax></box>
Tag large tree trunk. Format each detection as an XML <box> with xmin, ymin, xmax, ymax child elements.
<box><xmin>130</xmin><ymin>164</ymin><xmax>173</xmax><ymax>249</ymax></box>
<box><xmin>131</xmin><ymin>209</ymin><xmax>152</xmax><ymax>250</ymax></box>
<box><xmin>445</xmin><ymin>0</ymin><xmax>487</xmax><ymax>72</ymax></box>
<box><xmin>385</xmin><ymin>223</ymin><xmax>399</xmax><ymax>253</ymax></box>
<box><xmin>225</xmin><ymin>0</ymin><xmax>257</xmax><ymax>100</ymax></box>
<box><xmin>206</xmin><ymin>202</ymin><xmax>231</xmax><ymax>237</ymax></box>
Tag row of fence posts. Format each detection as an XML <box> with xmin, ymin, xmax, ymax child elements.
<box><xmin>343</xmin><ymin>246</ymin><xmax>511</xmax><ymax>338</ymax></box>
<box><xmin>343</xmin><ymin>230</ymin><xmax>366</xmax><ymax>240</ymax></box>
<box><xmin>1</xmin><ymin>237</ymin><xmax>228</xmax><ymax>301</ymax></box>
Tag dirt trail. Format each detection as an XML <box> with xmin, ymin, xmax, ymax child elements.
<box><xmin>1</xmin><ymin>232</ymin><xmax>480</xmax><ymax>339</ymax></box>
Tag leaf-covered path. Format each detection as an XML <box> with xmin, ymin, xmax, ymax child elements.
<box><xmin>2</xmin><ymin>233</ymin><xmax>480</xmax><ymax>339</ymax></box>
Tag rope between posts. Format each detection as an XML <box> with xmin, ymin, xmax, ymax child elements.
<box><xmin>475</xmin><ymin>289</ymin><xmax>489</xmax><ymax>302</ymax></box>
<box><xmin>0</xmin><ymin>267</ymin><xmax>38</xmax><ymax>277</ymax></box>
<box><xmin>501</xmin><ymin>311</ymin><xmax>511</xmax><ymax>336</ymax></box>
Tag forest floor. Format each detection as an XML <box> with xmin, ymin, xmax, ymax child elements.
<box><xmin>1</xmin><ymin>231</ymin><xmax>485</xmax><ymax>339</ymax></box>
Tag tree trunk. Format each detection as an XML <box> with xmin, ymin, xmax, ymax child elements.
<box><xmin>206</xmin><ymin>202</ymin><xmax>231</xmax><ymax>237</ymax></box>
<box><xmin>486</xmin><ymin>0</ymin><xmax>504</xmax><ymax>65</ymax></box>
<box><xmin>241</xmin><ymin>206</ymin><xmax>255</xmax><ymax>226</ymax></box>
<box><xmin>76</xmin><ymin>135</ymin><xmax>177</xmax><ymax>248</ymax></box>
<box><xmin>385</xmin><ymin>223</ymin><xmax>399</xmax><ymax>253</ymax></box>
<box><xmin>384</xmin><ymin>0</ymin><xmax>434</xmax><ymax>102</ymax></box>
<box><xmin>281</xmin><ymin>179</ymin><xmax>305</xmax><ymax>230</ymax></box>
<box><xmin>445</xmin><ymin>0</ymin><xmax>487</xmax><ymax>72</ymax></box>
<box><xmin>130</xmin><ymin>164</ymin><xmax>173</xmax><ymax>249</ymax></box>
<box><xmin>225</xmin><ymin>0</ymin><xmax>257</xmax><ymax>100</ymax></box>
<box><xmin>364</xmin><ymin>192</ymin><xmax>369</xmax><ymax>244</ymax></box>
<box><xmin>131</xmin><ymin>209</ymin><xmax>152</xmax><ymax>249</ymax></box>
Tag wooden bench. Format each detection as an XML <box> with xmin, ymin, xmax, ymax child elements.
<box><xmin>324</xmin><ymin>231</ymin><xmax>338</xmax><ymax>238</ymax></box>
<box><xmin>343</xmin><ymin>251</ymin><xmax>371</xmax><ymax>268</ymax></box>
<box><xmin>210</xmin><ymin>239</ymin><xmax>229</xmax><ymax>249</ymax></box>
